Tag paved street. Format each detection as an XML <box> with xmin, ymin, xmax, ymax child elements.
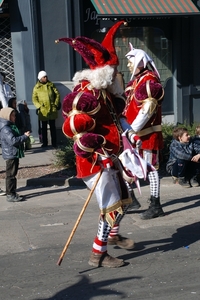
<box><xmin>0</xmin><ymin>176</ymin><xmax>200</xmax><ymax>300</ymax></box>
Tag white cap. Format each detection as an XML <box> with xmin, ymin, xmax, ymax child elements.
<box><xmin>38</xmin><ymin>70</ymin><xmax>47</xmax><ymax>80</ymax></box>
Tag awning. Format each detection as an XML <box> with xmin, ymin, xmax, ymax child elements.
<box><xmin>90</xmin><ymin>0</ymin><xmax>200</xmax><ymax>17</ymax></box>
<box><xmin>0</xmin><ymin>0</ymin><xmax>4</xmax><ymax>7</ymax></box>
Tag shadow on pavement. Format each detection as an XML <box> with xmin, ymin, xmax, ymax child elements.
<box><xmin>35</xmin><ymin>275</ymin><xmax>141</xmax><ymax>300</ymax></box>
<box><xmin>118</xmin><ymin>221</ymin><xmax>200</xmax><ymax>261</ymax></box>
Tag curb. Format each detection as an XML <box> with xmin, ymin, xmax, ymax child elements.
<box><xmin>16</xmin><ymin>175</ymin><xmax>172</xmax><ymax>188</ymax></box>
<box><xmin>18</xmin><ymin>176</ymin><xmax>86</xmax><ymax>188</ymax></box>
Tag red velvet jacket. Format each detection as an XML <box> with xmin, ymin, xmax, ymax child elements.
<box><xmin>73</xmin><ymin>81</ymin><xmax>125</xmax><ymax>178</ymax></box>
<box><xmin>124</xmin><ymin>70</ymin><xmax>164</xmax><ymax>151</ymax></box>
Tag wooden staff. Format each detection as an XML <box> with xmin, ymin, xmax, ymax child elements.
<box><xmin>57</xmin><ymin>169</ymin><xmax>102</xmax><ymax>266</ymax></box>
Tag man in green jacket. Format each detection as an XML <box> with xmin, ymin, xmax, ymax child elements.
<box><xmin>32</xmin><ymin>71</ymin><xmax>60</xmax><ymax>148</ymax></box>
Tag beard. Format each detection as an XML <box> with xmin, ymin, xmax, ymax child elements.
<box><xmin>73</xmin><ymin>65</ymin><xmax>114</xmax><ymax>90</ymax></box>
<box><xmin>73</xmin><ymin>66</ymin><xmax>125</xmax><ymax>98</ymax></box>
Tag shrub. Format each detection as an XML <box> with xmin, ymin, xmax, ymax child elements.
<box><xmin>161</xmin><ymin>122</ymin><xmax>174</xmax><ymax>162</ymax></box>
<box><xmin>54</xmin><ymin>138</ymin><xmax>75</xmax><ymax>168</ymax></box>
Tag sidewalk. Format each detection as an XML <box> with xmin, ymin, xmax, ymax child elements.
<box><xmin>0</xmin><ymin>142</ymin><xmax>55</xmax><ymax>167</ymax></box>
<box><xmin>0</xmin><ymin>142</ymin><xmax>85</xmax><ymax>188</ymax></box>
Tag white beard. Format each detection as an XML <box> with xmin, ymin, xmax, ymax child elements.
<box><xmin>73</xmin><ymin>66</ymin><xmax>125</xmax><ymax>98</ymax></box>
<box><xmin>73</xmin><ymin>65</ymin><xmax>115</xmax><ymax>90</ymax></box>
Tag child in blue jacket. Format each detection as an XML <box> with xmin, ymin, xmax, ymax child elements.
<box><xmin>0</xmin><ymin>107</ymin><xmax>30</xmax><ymax>202</ymax></box>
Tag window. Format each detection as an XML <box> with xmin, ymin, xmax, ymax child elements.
<box><xmin>115</xmin><ymin>26</ymin><xmax>172</xmax><ymax>86</ymax></box>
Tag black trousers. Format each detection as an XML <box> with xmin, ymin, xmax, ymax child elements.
<box><xmin>41</xmin><ymin>119</ymin><xmax>57</xmax><ymax>147</ymax></box>
<box><xmin>172</xmin><ymin>159</ymin><xmax>200</xmax><ymax>179</ymax></box>
<box><xmin>6</xmin><ymin>158</ymin><xmax>19</xmax><ymax>196</ymax></box>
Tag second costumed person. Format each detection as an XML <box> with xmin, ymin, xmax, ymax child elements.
<box><xmin>122</xmin><ymin>43</ymin><xmax>165</xmax><ymax>219</ymax></box>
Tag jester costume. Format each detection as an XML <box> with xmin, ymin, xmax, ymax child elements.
<box><xmin>124</xmin><ymin>44</ymin><xmax>164</xmax><ymax>169</ymax></box>
<box><xmin>123</xmin><ymin>44</ymin><xmax>165</xmax><ymax>219</ymax></box>
<box><xmin>56</xmin><ymin>21</ymin><xmax>137</xmax><ymax>268</ymax></box>
<box><xmin>124</xmin><ymin>69</ymin><xmax>164</xmax><ymax>168</ymax></box>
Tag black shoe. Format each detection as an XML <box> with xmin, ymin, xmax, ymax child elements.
<box><xmin>128</xmin><ymin>190</ymin><xmax>141</xmax><ymax>211</ymax></box>
<box><xmin>178</xmin><ymin>177</ymin><xmax>191</xmax><ymax>188</ymax></box>
<box><xmin>128</xmin><ymin>199</ymin><xmax>141</xmax><ymax>211</ymax></box>
<box><xmin>41</xmin><ymin>144</ymin><xmax>48</xmax><ymax>148</ymax></box>
<box><xmin>7</xmin><ymin>194</ymin><xmax>24</xmax><ymax>202</ymax></box>
<box><xmin>140</xmin><ymin>196</ymin><xmax>165</xmax><ymax>220</ymax></box>
<box><xmin>0</xmin><ymin>188</ymin><xmax>6</xmax><ymax>196</ymax></box>
<box><xmin>190</xmin><ymin>176</ymin><xmax>199</xmax><ymax>187</ymax></box>
<box><xmin>140</xmin><ymin>206</ymin><xmax>165</xmax><ymax>220</ymax></box>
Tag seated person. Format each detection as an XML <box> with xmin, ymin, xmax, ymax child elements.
<box><xmin>166</xmin><ymin>127</ymin><xmax>200</xmax><ymax>187</ymax></box>
<box><xmin>191</xmin><ymin>124</ymin><xmax>200</xmax><ymax>147</ymax></box>
<box><xmin>190</xmin><ymin>124</ymin><xmax>200</xmax><ymax>170</ymax></box>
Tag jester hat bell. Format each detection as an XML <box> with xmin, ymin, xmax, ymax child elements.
<box><xmin>55</xmin><ymin>21</ymin><xmax>126</xmax><ymax>69</ymax></box>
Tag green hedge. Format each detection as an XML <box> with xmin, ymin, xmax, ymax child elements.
<box><xmin>53</xmin><ymin>138</ymin><xmax>75</xmax><ymax>168</ymax></box>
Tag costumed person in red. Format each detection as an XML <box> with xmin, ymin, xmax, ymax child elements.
<box><xmin>122</xmin><ymin>43</ymin><xmax>165</xmax><ymax>219</ymax></box>
<box><xmin>55</xmin><ymin>21</ymin><xmax>144</xmax><ymax>268</ymax></box>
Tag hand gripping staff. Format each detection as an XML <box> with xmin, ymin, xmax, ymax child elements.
<box><xmin>57</xmin><ymin>169</ymin><xmax>102</xmax><ymax>266</ymax></box>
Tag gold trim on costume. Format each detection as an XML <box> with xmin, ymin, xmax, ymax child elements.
<box><xmin>99</xmin><ymin>196</ymin><xmax>133</xmax><ymax>228</ymax></box>
<box><xmin>87</xmin><ymin>103</ymin><xmax>101</xmax><ymax>115</ymax></box>
<box><xmin>134</xmin><ymin>79</ymin><xmax>164</xmax><ymax>104</ymax></box>
<box><xmin>72</xmin><ymin>91</ymin><xmax>84</xmax><ymax>110</ymax></box>
<box><xmin>70</xmin><ymin>117</ymin><xmax>96</xmax><ymax>141</ymax></box>
<box><xmin>101</xmin><ymin>89</ymin><xmax>107</xmax><ymax>102</ymax></box>
<box><xmin>122</xmin><ymin>197</ymin><xmax>133</xmax><ymax>205</ymax></box>
<box><xmin>73</xmin><ymin>131</ymin><xmax>88</xmax><ymax>141</ymax></box>
<box><xmin>66</xmin><ymin>85</ymin><xmax>101</xmax><ymax>117</ymax></box>
<box><xmin>71</xmin><ymin>91</ymin><xmax>101</xmax><ymax>116</ymax></box>
<box><xmin>142</xmin><ymin>97</ymin><xmax>158</xmax><ymax>115</ymax></box>
<box><xmin>76</xmin><ymin>139</ymin><xmax>94</xmax><ymax>153</ymax></box>
<box><xmin>75</xmin><ymin>134</ymin><xmax>105</xmax><ymax>153</ymax></box>
<box><xmin>137</xmin><ymin>124</ymin><xmax>162</xmax><ymax>137</ymax></box>
<box><xmin>102</xmin><ymin>197</ymin><xmax>132</xmax><ymax>228</ymax></box>
<box><xmin>68</xmin><ymin>109</ymin><xmax>83</xmax><ymax>117</ymax></box>
<box><xmin>70</xmin><ymin>115</ymin><xmax>78</xmax><ymax>136</ymax></box>
<box><xmin>146</xmin><ymin>80</ymin><xmax>151</xmax><ymax>98</ymax></box>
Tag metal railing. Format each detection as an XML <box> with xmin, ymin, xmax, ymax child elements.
<box><xmin>0</xmin><ymin>16</ymin><xmax>15</xmax><ymax>94</ymax></box>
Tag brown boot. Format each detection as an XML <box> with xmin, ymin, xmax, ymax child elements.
<box><xmin>88</xmin><ymin>252</ymin><xmax>125</xmax><ymax>268</ymax></box>
<box><xmin>108</xmin><ymin>234</ymin><xmax>135</xmax><ymax>249</ymax></box>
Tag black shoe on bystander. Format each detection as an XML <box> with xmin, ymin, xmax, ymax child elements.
<box><xmin>190</xmin><ymin>176</ymin><xmax>199</xmax><ymax>187</ymax></box>
<box><xmin>7</xmin><ymin>194</ymin><xmax>24</xmax><ymax>202</ymax></box>
<box><xmin>178</xmin><ymin>177</ymin><xmax>191</xmax><ymax>188</ymax></box>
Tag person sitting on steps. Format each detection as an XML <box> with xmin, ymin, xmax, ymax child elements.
<box><xmin>166</xmin><ymin>126</ymin><xmax>200</xmax><ymax>187</ymax></box>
